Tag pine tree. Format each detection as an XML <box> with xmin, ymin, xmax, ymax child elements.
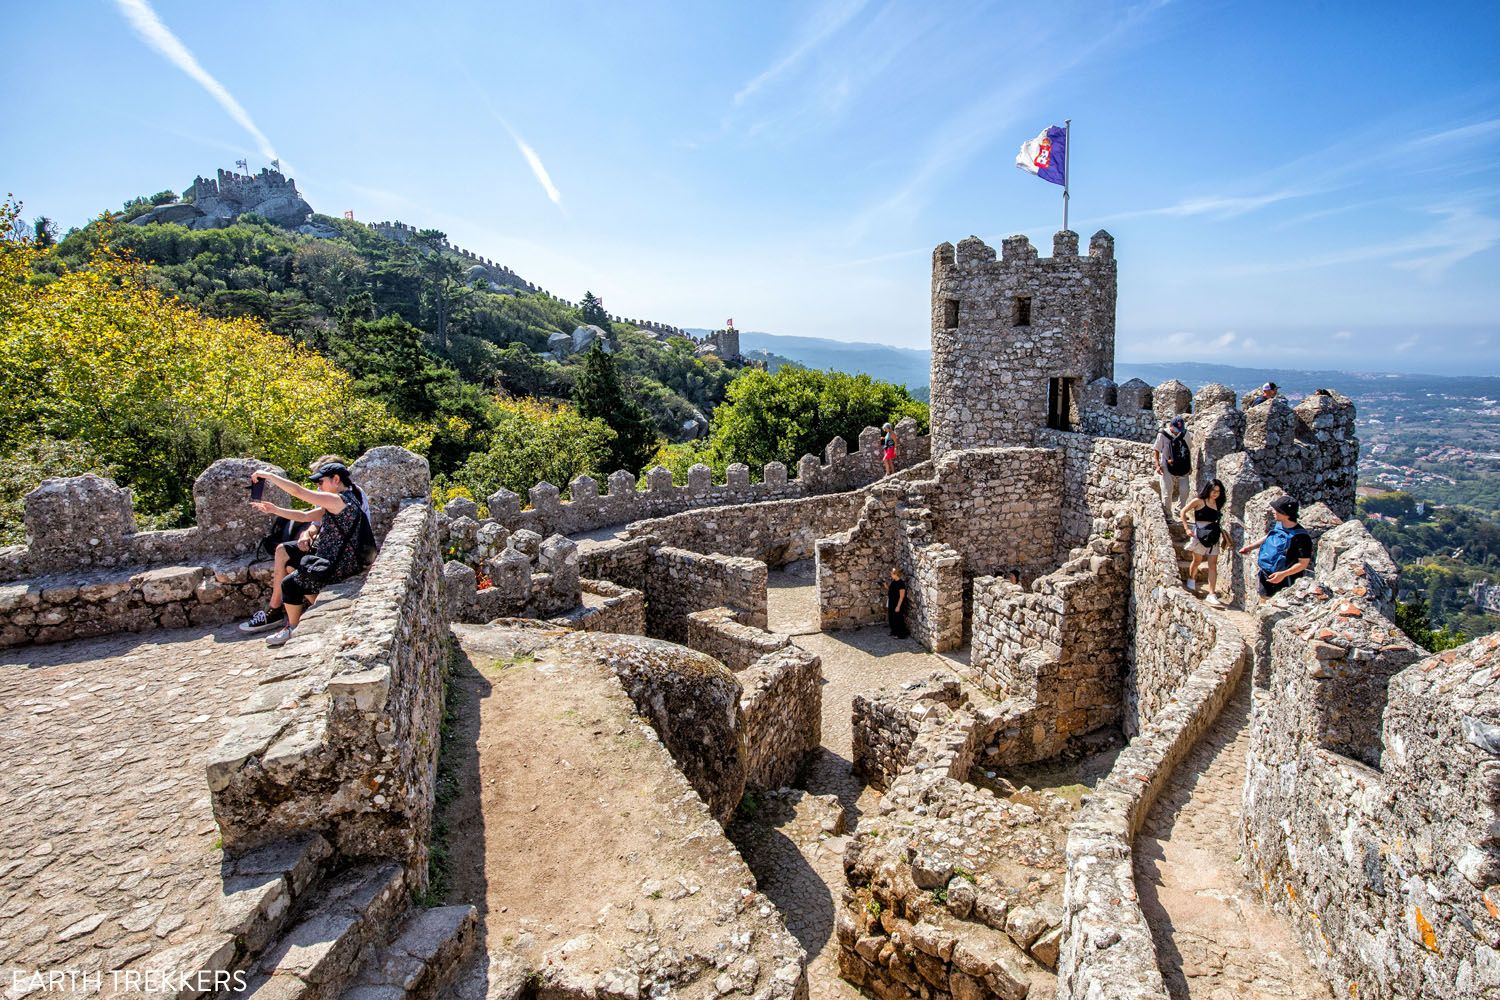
<box><xmin>572</xmin><ymin>343</ymin><xmax>658</xmax><ymax>475</ymax></box>
<box><xmin>579</xmin><ymin>290</ymin><xmax>609</xmax><ymax>329</ymax></box>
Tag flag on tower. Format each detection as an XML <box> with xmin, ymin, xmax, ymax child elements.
<box><xmin>726</xmin><ymin>318</ymin><xmax>734</xmax><ymax>328</ymax></box>
<box><xmin>343</xmin><ymin>210</ymin><xmax>355</xmax><ymax>220</ymax></box>
<box><xmin>1015</xmin><ymin>125</ymin><xmax>1067</xmax><ymax>187</ymax></box>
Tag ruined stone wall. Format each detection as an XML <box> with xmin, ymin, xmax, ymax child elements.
<box><xmin>1036</xmin><ymin>430</ymin><xmax>1153</xmax><ymax>553</ymax></box>
<box><xmin>927</xmin><ymin>448</ymin><xmax>1062</xmax><ymax>579</ymax></box>
<box><xmin>685</xmin><ymin>606</ymin><xmax>791</xmax><ymax>672</ymax></box>
<box><xmin>571</xmin><ymin>632</ymin><xmax>747</xmax><ymax>826</ymax></box>
<box><xmin>1244</xmin><ymin>390</ymin><xmax>1359</xmax><ymax>519</ymax></box>
<box><xmin>1121</xmin><ymin>481</ymin><xmax>1230</xmax><ymax>737</ymax></box>
<box><xmin>460</xmin><ymin>420</ymin><xmax>930</xmax><ymax>542</ymax></box>
<box><xmin>1240</xmin><ymin>545</ymin><xmax>1500</xmax><ymax>998</ymax></box>
<box><xmin>0</xmin><ymin>449</ymin><xmax>431</xmax><ymax>647</ymax></box>
<box><xmin>851</xmin><ymin>673</ymin><xmax>966</xmax><ymax>791</ymax></box>
<box><xmin>815</xmin><ymin>488</ymin><xmax>900</xmax><ymax>631</ymax></box>
<box><xmin>628</xmin><ymin>489</ymin><xmax>870</xmax><ymax>566</ymax></box>
<box><xmin>929</xmin><ymin>230</ymin><xmax>1117</xmax><ymax>455</ymax></box>
<box><xmin>578</xmin><ymin>535</ymin><xmax>652</xmax><ymax>590</ymax></box>
<box><xmin>644</xmin><ymin>546</ymin><xmax>767</xmax><ymax>643</ymax></box>
<box><xmin>548</xmin><ymin>579</ymin><xmax>646</xmax><ymax>635</ymax></box>
<box><xmin>207</xmin><ymin>501</ymin><xmax>447</xmax><ymax>891</ymax></box>
<box><xmin>738</xmin><ymin>646</ymin><xmax>822</xmax><ymax>791</ymax></box>
<box><xmin>969</xmin><ymin>514</ymin><xmax>1132</xmax><ymax>764</ymax></box>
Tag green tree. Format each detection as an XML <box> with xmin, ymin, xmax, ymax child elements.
<box><xmin>414</xmin><ymin>229</ymin><xmax>461</xmax><ymax>351</ymax></box>
<box><xmin>579</xmin><ymin>290</ymin><xmax>609</xmax><ymax>329</ymax></box>
<box><xmin>706</xmin><ymin>367</ymin><xmax>928</xmax><ymax>471</ymax></box>
<box><xmin>449</xmin><ymin>398</ymin><xmax>614</xmax><ymax>500</ymax></box>
<box><xmin>32</xmin><ymin>217</ymin><xmax>56</xmax><ymax>248</ymax></box>
<box><xmin>1394</xmin><ymin>594</ymin><xmax>1469</xmax><ymax>652</ymax></box>
<box><xmin>573</xmin><ymin>344</ymin><xmax>660</xmax><ymax>475</ymax></box>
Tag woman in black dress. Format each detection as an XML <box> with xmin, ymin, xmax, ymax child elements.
<box><xmin>887</xmin><ymin>567</ymin><xmax>909</xmax><ymax>638</ymax></box>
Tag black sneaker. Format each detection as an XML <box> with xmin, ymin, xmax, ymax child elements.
<box><xmin>238</xmin><ymin>608</ymin><xmax>286</xmax><ymax>634</ymax></box>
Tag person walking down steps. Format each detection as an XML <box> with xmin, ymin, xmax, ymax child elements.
<box><xmin>887</xmin><ymin>567</ymin><xmax>909</xmax><ymax>639</ymax></box>
<box><xmin>1155</xmin><ymin>415</ymin><xmax>1192</xmax><ymax>516</ymax></box>
<box><xmin>1180</xmin><ymin>478</ymin><xmax>1226</xmax><ymax>607</ymax></box>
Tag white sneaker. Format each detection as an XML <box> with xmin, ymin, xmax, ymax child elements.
<box><xmin>266</xmin><ymin>625</ymin><xmax>295</xmax><ymax>648</ymax></box>
<box><xmin>1185</xmin><ymin>579</ymin><xmax>1196</xmax><ymax>591</ymax></box>
<box><xmin>1205</xmin><ymin>593</ymin><xmax>1223</xmax><ymax>607</ymax></box>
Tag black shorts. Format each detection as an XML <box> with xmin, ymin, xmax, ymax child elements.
<box><xmin>281</xmin><ymin>570</ymin><xmax>320</xmax><ymax>607</ymax></box>
<box><xmin>1258</xmin><ymin>569</ymin><xmax>1302</xmax><ymax>597</ymax></box>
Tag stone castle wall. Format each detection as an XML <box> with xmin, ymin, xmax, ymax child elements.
<box><xmin>0</xmin><ymin>449</ymin><xmax>431</xmax><ymax>648</ymax></box>
<box><xmin>643</xmin><ymin>545</ymin><xmax>768</xmax><ymax>642</ymax></box>
<box><xmin>1240</xmin><ymin>522</ymin><xmax>1500</xmax><ymax>998</ymax></box>
<box><xmin>465</xmin><ymin>418</ymin><xmax>930</xmax><ymax>542</ymax></box>
<box><xmin>207</xmin><ymin>500</ymin><xmax>447</xmax><ymax>891</ymax></box>
<box><xmin>737</xmin><ymin>645</ymin><xmax>822</xmax><ymax>791</ymax></box>
<box><xmin>929</xmin><ymin>230</ymin><xmax>1117</xmax><ymax>455</ymax></box>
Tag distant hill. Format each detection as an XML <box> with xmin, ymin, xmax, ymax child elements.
<box><xmin>697</xmin><ymin>331</ymin><xmax>932</xmax><ymax>390</ymax></box>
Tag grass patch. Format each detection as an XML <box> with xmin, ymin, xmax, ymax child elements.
<box><xmin>418</xmin><ymin>646</ymin><xmax>465</xmax><ymax>906</ymax></box>
<box><xmin>736</xmin><ymin>789</ymin><xmax>763</xmax><ymax>821</ymax></box>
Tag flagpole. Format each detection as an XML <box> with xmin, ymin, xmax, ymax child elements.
<box><xmin>1063</xmin><ymin>118</ymin><xmax>1071</xmax><ymax>233</ymax></box>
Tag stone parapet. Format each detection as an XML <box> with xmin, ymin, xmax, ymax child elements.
<box><xmin>451</xmin><ymin>421</ymin><xmax>931</xmax><ymax>542</ymax></box>
<box><xmin>738</xmin><ymin>645</ymin><xmax>822</xmax><ymax>792</ymax></box>
<box><xmin>644</xmin><ymin>546</ymin><xmax>767</xmax><ymax>643</ymax></box>
<box><xmin>206</xmin><ymin>501</ymin><xmax>447</xmax><ymax>892</ymax></box>
<box><xmin>1241</xmin><ymin>559</ymin><xmax>1500</xmax><ymax>997</ymax></box>
<box><xmin>685</xmin><ymin>605</ymin><xmax>791</xmax><ymax>672</ymax></box>
<box><xmin>1057</xmin><ymin>566</ymin><xmax>1249</xmax><ymax>999</ymax></box>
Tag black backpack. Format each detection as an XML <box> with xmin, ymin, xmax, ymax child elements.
<box><xmin>253</xmin><ymin>516</ymin><xmax>301</xmax><ymax>563</ymax></box>
<box><xmin>1164</xmin><ymin>431</ymin><xmax>1191</xmax><ymax>475</ymax></box>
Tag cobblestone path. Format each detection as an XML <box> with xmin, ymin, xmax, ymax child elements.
<box><xmin>1134</xmin><ymin>611</ymin><xmax>1333</xmax><ymax>1000</ymax></box>
<box><xmin>738</xmin><ymin>564</ymin><xmax>966</xmax><ymax>1000</ymax></box>
<box><xmin>0</xmin><ymin>624</ymin><xmax>279</xmax><ymax>991</ymax></box>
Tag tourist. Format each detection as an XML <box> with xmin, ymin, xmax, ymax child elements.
<box><xmin>1248</xmin><ymin>382</ymin><xmax>1278</xmax><ymax>406</ymax></box>
<box><xmin>1239</xmin><ymin>495</ymin><xmax>1312</xmax><ymax>597</ymax></box>
<box><xmin>882</xmin><ymin>423</ymin><xmax>898</xmax><ymax>477</ymax></box>
<box><xmin>240</xmin><ymin>455</ymin><xmax>365</xmax><ymax>636</ymax></box>
<box><xmin>1007</xmin><ymin>569</ymin><xmax>1021</xmax><ymax>585</ymax></box>
<box><xmin>887</xmin><ymin>567</ymin><xmax>909</xmax><ymax>639</ymax></box>
<box><xmin>1154</xmin><ymin>415</ymin><xmax>1192</xmax><ymax>517</ymax></box>
<box><xmin>1180</xmin><ymin>478</ymin><xmax>1226</xmax><ymax>607</ymax></box>
<box><xmin>245</xmin><ymin>462</ymin><xmax>370</xmax><ymax>647</ymax></box>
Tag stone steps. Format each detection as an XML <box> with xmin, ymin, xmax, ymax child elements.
<box><xmin>339</xmin><ymin>904</ymin><xmax>479</xmax><ymax>1000</ymax></box>
<box><xmin>218</xmin><ymin>834</ymin><xmax>335</xmax><ymax>973</ymax></box>
<box><xmin>235</xmin><ymin>862</ymin><xmax>408</xmax><ymax>1000</ymax></box>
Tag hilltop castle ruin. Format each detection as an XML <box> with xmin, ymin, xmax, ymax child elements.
<box><xmin>1</xmin><ymin>230</ymin><xmax>1494</xmax><ymax>1000</ymax></box>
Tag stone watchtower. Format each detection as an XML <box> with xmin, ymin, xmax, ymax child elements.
<box><xmin>928</xmin><ymin>230</ymin><xmax>1117</xmax><ymax>454</ymax></box>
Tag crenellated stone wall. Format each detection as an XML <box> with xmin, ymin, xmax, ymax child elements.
<box><xmin>458</xmin><ymin>419</ymin><xmax>931</xmax><ymax>542</ymax></box>
<box><xmin>0</xmin><ymin>449</ymin><xmax>431</xmax><ymax>647</ymax></box>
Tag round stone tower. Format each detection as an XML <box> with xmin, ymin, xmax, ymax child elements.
<box><xmin>928</xmin><ymin>229</ymin><xmax>1117</xmax><ymax>455</ymax></box>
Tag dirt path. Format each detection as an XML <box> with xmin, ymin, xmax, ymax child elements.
<box><xmin>1134</xmin><ymin>610</ymin><xmax>1333</xmax><ymax>1000</ymax></box>
<box><xmin>735</xmin><ymin>564</ymin><xmax>967</xmax><ymax>1000</ymax></box>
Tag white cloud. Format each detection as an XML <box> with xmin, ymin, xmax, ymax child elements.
<box><xmin>509</xmin><ymin>131</ymin><xmax>563</xmax><ymax>207</ymax></box>
<box><xmin>113</xmin><ymin>0</ymin><xmax>285</xmax><ymax>171</ymax></box>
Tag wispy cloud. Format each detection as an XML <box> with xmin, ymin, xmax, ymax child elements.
<box><xmin>735</xmin><ymin>0</ymin><xmax>870</xmax><ymax>105</ymax></box>
<box><xmin>1099</xmin><ymin>188</ymin><xmax>1315</xmax><ymax>224</ymax></box>
<box><xmin>506</xmin><ymin>127</ymin><xmax>563</xmax><ymax>207</ymax></box>
<box><xmin>113</xmin><ymin>0</ymin><xmax>286</xmax><ymax>171</ymax></box>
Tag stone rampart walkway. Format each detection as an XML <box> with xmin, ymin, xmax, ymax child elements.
<box><xmin>0</xmin><ymin>624</ymin><xmax>282</xmax><ymax>993</ymax></box>
<box><xmin>1133</xmin><ymin>611</ymin><xmax>1333</xmax><ymax>1000</ymax></box>
<box><xmin>734</xmin><ymin>564</ymin><xmax>966</xmax><ymax>1000</ymax></box>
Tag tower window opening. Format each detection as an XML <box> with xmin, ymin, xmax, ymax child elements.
<box><xmin>1014</xmin><ymin>296</ymin><xmax>1032</xmax><ymax>327</ymax></box>
<box><xmin>1047</xmin><ymin>377</ymin><xmax>1078</xmax><ymax>432</ymax></box>
<box><xmin>943</xmin><ymin>298</ymin><xmax>959</xmax><ymax>328</ymax></box>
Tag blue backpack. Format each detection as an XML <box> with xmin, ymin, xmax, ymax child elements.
<box><xmin>1258</xmin><ymin>524</ymin><xmax>1309</xmax><ymax>575</ymax></box>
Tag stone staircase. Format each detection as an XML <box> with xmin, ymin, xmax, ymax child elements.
<box><xmin>219</xmin><ymin>837</ymin><xmax>476</xmax><ymax>1000</ymax></box>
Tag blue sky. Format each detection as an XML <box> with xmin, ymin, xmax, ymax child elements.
<box><xmin>5</xmin><ymin>0</ymin><xmax>1499</xmax><ymax>375</ymax></box>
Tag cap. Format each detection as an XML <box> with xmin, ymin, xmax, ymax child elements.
<box><xmin>308</xmin><ymin>462</ymin><xmax>351</xmax><ymax>484</ymax></box>
<box><xmin>1270</xmin><ymin>495</ymin><xmax>1299</xmax><ymax>519</ymax></box>
<box><xmin>1169</xmin><ymin>415</ymin><xmax>1186</xmax><ymax>429</ymax></box>
<box><xmin>1261</xmin><ymin>382</ymin><xmax>1278</xmax><ymax>392</ymax></box>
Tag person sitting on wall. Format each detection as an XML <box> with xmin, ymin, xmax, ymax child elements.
<box><xmin>1154</xmin><ymin>415</ymin><xmax>1192</xmax><ymax>518</ymax></box>
<box><xmin>240</xmin><ymin>454</ymin><xmax>367</xmax><ymax>635</ymax></box>
<box><xmin>1180</xmin><ymin>478</ymin><xmax>1226</xmax><ymax>607</ymax></box>
<box><xmin>1248</xmin><ymin>381</ymin><xmax>1279</xmax><ymax>406</ymax></box>
<box><xmin>881</xmin><ymin>422</ymin><xmax>898</xmax><ymax>477</ymax></box>
<box><xmin>887</xmin><ymin>567</ymin><xmax>909</xmax><ymax>639</ymax></box>
<box><xmin>1239</xmin><ymin>495</ymin><xmax>1312</xmax><ymax>598</ymax></box>
<box><xmin>246</xmin><ymin>462</ymin><xmax>374</xmax><ymax>647</ymax></box>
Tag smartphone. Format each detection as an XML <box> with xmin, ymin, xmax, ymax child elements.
<box><xmin>250</xmin><ymin>479</ymin><xmax>266</xmax><ymax>502</ymax></box>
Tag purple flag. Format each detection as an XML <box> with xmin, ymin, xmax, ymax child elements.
<box><xmin>1016</xmin><ymin>126</ymin><xmax>1067</xmax><ymax>187</ymax></box>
